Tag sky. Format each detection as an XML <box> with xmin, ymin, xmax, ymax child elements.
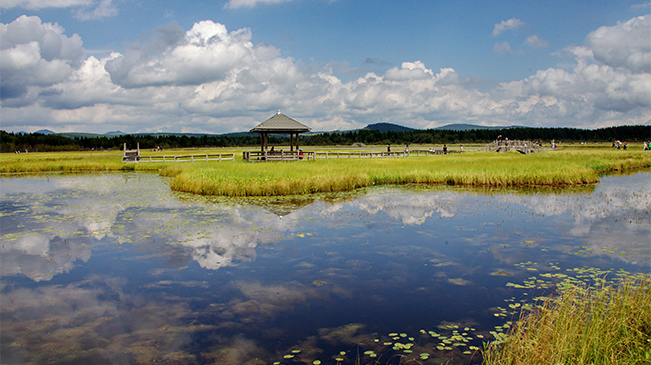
<box><xmin>1</xmin><ymin>0</ymin><xmax>650</xmax><ymax>134</ymax></box>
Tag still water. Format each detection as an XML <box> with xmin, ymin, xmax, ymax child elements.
<box><xmin>1</xmin><ymin>172</ymin><xmax>649</xmax><ymax>365</ymax></box>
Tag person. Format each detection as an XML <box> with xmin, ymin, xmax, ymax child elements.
<box><xmin>404</xmin><ymin>144</ymin><xmax>409</xmax><ymax>156</ymax></box>
<box><xmin>443</xmin><ymin>144</ymin><xmax>447</xmax><ymax>154</ymax></box>
<box><xmin>387</xmin><ymin>144</ymin><xmax>391</xmax><ymax>153</ymax></box>
<box><xmin>459</xmin><ymin>145</ymin><xmax>463</xmax><ymax>153</ymax></box>
<box><xmin>270</xmin><ymin>146</ymin><xmax>275</xmax><ymax>152</ymax></box>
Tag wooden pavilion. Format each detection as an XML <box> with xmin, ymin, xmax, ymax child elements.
<box><xmin>244</xmin><ymin>112</ymin><xmax>314</xmax><ymax>161</ymax></box>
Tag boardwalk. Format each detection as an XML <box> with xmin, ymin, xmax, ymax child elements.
<box><xmin>484</xmin><ymin>140</ymin><xmax>543</xmax><ymax>154</ymax></box>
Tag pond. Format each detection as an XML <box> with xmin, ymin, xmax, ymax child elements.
<box><xmin>1</xmin><ymin>171</ymin><xmax>649</xmax><ymax>365</ymax></box>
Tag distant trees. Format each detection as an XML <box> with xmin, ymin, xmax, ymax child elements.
<box><xmin>1</xmin><ymin>125</ymin><xmax>649</xmax><ymax>153</ymax></box>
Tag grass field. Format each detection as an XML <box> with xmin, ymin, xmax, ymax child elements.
<box><xmin>1</xmin><ymin>146</ymin><xmax>650</xmax><ymax>196</ymax></box>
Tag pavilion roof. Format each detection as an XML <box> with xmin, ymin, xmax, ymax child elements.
<box><xmin>250</xmin><ymin>112</ymin><xmax>311</xmax><ymax>133</ymax></box>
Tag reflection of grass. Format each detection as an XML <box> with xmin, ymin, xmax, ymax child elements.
<box><xmin>483</xmin><ymin>275</ymin><xmax>651</xmax><ymax>365</ymax></box>
<box><xmin>2</xmin><ymin>149</ymin><xmax>650</xmax><ymax>196</ymax></box>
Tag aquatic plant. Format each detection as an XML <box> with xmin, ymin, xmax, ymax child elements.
<box><xmin>483</xmin><ymin>275</ymin><xmax>651</xmax><ymax>365</ymax></box>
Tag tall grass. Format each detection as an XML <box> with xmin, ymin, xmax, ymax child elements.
<box><xmin>483</xmin><ymin>275</ymin><xmax>651</xmax><ymax>365</ymax></box>
<box><xmin>166</xmin><ymin>150</ymin><xmax>651</xmax><ymax>196</ymax></box>
<box><xmin>2</xmin><ymin>149</ymin><xmax>650</xmax><ymax>196</ymax></box>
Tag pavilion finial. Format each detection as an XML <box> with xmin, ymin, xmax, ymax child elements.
<box><xmin>277</xmin><ymin>110</ymin><xmax>281</xmax><ymax>114</ymax></box>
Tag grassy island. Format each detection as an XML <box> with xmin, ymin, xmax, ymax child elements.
<box><xmin>1</xmin><ymin>147</ymin><xmax>650</xmax><ymax>196</ymax></box>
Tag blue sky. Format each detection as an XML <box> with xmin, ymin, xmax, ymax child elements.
<box><xmin>1</xmin><ymin>0</ymin><xmax>650</xmax><ymax>134</ymax></box>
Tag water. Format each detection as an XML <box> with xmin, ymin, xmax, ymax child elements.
<box><xmin>1</xmin><ymin>171</ymin><xmax>649</xmax><ymax>365</ymax></box>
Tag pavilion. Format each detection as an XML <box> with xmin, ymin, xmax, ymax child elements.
<box><xmin>250</xmin><ymin>111</ymin><xmax>311</xmax><ymax>152</ymax></box>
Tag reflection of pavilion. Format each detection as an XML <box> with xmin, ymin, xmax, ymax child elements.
<box><xmin>244</xmin><ymin>111</ymin><xmax>314</xmax><ymax>161</ymax></box>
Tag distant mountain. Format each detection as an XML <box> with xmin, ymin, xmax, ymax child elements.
<box><xmin>105</xmin><ymin>131</ymin><xmax>126</xmax><ymax>135</ymax></box>
<box><xmin>364</xmin><ymin>123</ymin><xmax>415</xmax><ymax>132</ymax></box>
<box><xmin>434</xmin><ymin>123</ymin><xmax>525</xmax><ymax>131</ymax></box>
<box><xmin>34</xmin><ymin>129</ymin><xmax>55</xmax><ymax>135</ymax></box>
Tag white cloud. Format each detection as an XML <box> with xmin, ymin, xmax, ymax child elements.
<box><xmin>524</xmin><ymin>35</ymin><xmax>549</xmax><ymax>48</ymax></box>
<box><xmin>585</xmin><ymin>15</ymin><xmax>650</xmax><ymax>74</ymax></box>
<box><xmin>224</xmin><ymin>0</ymin><xmax>295</xmax><ymax>9</ymax></box>
<box><xmin>492</xmin><ymin>18</ymin><xmax>526</xmax><ymax>36</ymax></box>
<box><xmin>1</xmin><ymin>15</ymin><xmax>85</xmax><ymax>100</ymax></box>
<box><xmin>1</xmin><ymin>15</ymin><xmax>650</xmax><ymax>134</ymax></box>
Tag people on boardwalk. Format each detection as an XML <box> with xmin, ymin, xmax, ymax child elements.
<box><xmin>443</xmin><ymin>144</ymin><xmax>447</xmax><ymax>154</ymax></box>
<box><xmin>404</xmin><ymin>144</ymin><xmax>409</xmax><ymax>156</ymax></box>
<box><xmin>387</xmin><ymin>144</ymin><xmax>391</xmax><ymax>152</ymax></box>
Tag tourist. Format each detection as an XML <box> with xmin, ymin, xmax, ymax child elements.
<box><xmin>460</xmin><ymin>145</ymin><xmax>463</xmax><ymax>153</ymax></box>
<box><xmin>404</xmin><ymin>144</ymin><xmax>409</xmax><ymax>156</ymax></box>
<box><xmin>443</xmin><ymin>144</ymin><xmax>447</xmax><ymax>154</ymax></box>
<box><xmin>387</xmin><ymin>144</ymin><xmax>391</xmax><ymax>153</ymax></box>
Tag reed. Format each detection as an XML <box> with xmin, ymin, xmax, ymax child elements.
<box><xmin>2</xmin><ymin>149</ymin><xmax>650</xmax><ymax>196</ymax></box>
<box><xmin>483</xmin><ymin>275</ymin><xmax>651</xmax><ymax>365</ymax></box>
<box><xmin>166</xmin><ymin>150</ymin><xmax>651</xmax><ymax>196</ymax></box>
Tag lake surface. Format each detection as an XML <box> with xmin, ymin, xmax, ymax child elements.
<box><xmin>1</xmin><ymin>171</ymin><xmax>649</xmax><ymax>365</ymax></box>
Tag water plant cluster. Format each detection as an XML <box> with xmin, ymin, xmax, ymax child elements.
<box><xmin>483</xmin><ymin>272</ymin><xmax>651</xmax><ymax>365</ymax></box>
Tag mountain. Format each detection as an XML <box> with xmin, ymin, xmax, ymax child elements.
<box><xmin>434</xmin><ymin>123</ymin><xmax>525</xmax><ymax>131</ymax></box>
<box><xmin>34</xmin><ymin>129</ymin><xmax>55</xmax><ymax>135</ymax></box>
<box><xmin>363</xmin><ymin>123</ymin><xmax>415</xmax><ymax>132</ymax></box>
<box><xmin>105</xmin><ymin>131</ymin><xmax>126</xmax><ymax>135</ymax></box>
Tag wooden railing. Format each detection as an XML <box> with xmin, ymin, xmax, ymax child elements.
<box><xmin>136</xmin><ymin>154</ymin><xmax>235</xmax><ymax>162</ymax></box>
<box><xmin>243</xmin><ymin>151</ymin><xmax>315</xmax><ymax>162</ymax></box>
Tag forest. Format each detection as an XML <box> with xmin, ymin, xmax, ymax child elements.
<box><xmin>1</xmin><ymin>125</ymin><xmax>649</xmax><ymax>152</ymax></box>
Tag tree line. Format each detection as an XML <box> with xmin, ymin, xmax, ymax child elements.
<box><xmin>2</xmin><ymin>125</ymin><xmax>649</xmax><ymax>153</ymax></box>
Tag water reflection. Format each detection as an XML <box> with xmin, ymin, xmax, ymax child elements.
<box><xmin>1</xmin><ymin>171</ymin><xmax>649</xmax><ymax>364</ymax></box>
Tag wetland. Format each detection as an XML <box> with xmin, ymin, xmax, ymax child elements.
<box><xmin>1</xmin><ymin>170</ymin><xmax>650</xmax><ymax>364</ymax></box>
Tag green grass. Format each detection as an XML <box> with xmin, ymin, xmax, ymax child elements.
<box><xmin>483</xmin><ymin>275</ymin><xmax>651</xmax><ymax>365</ymax></box>
<box><xmin>2</xmin><ymin>149</ymin><xmax>650</xmax><ymax>196</ymax></box>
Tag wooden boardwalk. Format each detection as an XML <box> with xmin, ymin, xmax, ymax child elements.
<box><xmin>484</xmin><ymin>140</ymin><xmax>543</xmax><ymax>154</ymax></box>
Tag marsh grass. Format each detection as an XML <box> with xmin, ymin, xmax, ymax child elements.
<box><xmin>165</xmin><ymin>150</ymin><xmax>651</xmax><ymax>196</ymax></box>
<box><xmin>2</xmin><ymin>149</ymin><xmax>650</xmax><ymax>196</ymax></box>
<box><xmin>483</xmin><ymin>275</ymin><xmax>651</xmax><ymax>365</ymax></box>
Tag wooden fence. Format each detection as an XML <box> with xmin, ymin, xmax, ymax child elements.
<box><xmin>136</xmin><ymin>154</ymin><xmax>234</xmax><ymax>163</ymax></box>
<box><xmin>243</xmin><ymin>151</ymin><xmax>315</xmax><ymax>162</ymax></box>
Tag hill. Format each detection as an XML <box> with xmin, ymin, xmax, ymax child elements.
<box><xmin>434</xmin><ymin>123</ymin><xmax>524</xmax><ymax>131</ymax></box>
<box><xmin>364</xmin><ymin>123</ymin><xmax>414</xmax><ymax>133</ymax></box>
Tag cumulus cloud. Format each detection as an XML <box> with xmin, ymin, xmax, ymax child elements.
<box><xmin>1</xmin><ymin>14</ymin><xmax>649</xmax><ymax>134</ymax></box>
<box><xmin>585</xmin><ymin>15</ymin><xmax>650</xmax><ymax>74</ymax></box>
<box><xmin>492</xmin><ymin>18</ymin><xmax>526</xmax><ymax>36</ymax></box>
<box><xmin>104</xmin><ymin>21</ymin><xmax>261</xmax><ymax>88</ymax></box>
<box><xmin>0</xmin><ymin>15</ymin><xmax>85</xmax><ymax>100</ymax></box>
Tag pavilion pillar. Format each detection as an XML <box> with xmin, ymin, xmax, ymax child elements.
<box><xmin>290</xmin><ymin>133</ymin><xmax>294</xmax><ymax>151</ymax></box>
